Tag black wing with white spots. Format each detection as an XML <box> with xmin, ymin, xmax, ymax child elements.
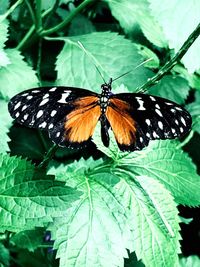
<box><xmin>112</xmin><ymin>93</ymin><xmax>192</xmax><ymax>151</ymax></box>
<box><xmin>8</xmin><ymin>86</ymin><xmax>98</xmax><ymax>148</ymax></box>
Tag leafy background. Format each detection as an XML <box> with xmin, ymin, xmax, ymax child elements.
<box><xmin>0</xmin><ymin>0</ymin><xmax>200</xmax><ymax>267</ymax></box>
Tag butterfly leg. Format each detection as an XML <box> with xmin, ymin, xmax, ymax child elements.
<box><xmin>100</xmin><ymin>114</ymin><xmax>110</xmax><ymax>147</ymax></box>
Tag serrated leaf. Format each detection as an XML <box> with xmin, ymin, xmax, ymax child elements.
<box><xmin>187</xmin><ymin>91</ymin><xmax>200</xmax><ymax>134</ymax></box>
<box><xmin>48</xmin><ymin>158</ymin><xmax>132</xmax><ymax>267</ymax></box>
<box><xmin>0</xmin><ymin>125</ymin><xmax>10</xmax><ymax>153</ymax></box>
<box><xmin>0</xmin><ymin>99</ymin><xmax>12</xmax><ymax>153</ymax></box>
<box><xmin>48</xmin><ymin>157</ymin><xmax>181</xmax><ymax>267</ymax></box>
<box><xmin>11</xmin><ymin>228</ymin><xmax>45</xmax><ymax>252</ymax></box>
<box><xmin>52</xmin><ymin>32</ymin><xmax>153</xmax><ymax>91</ymax></box>
<box><xmin>136</xmin><ymin>44</ymin><xmax>160</xmax><ymax>69</ymax></box>
<box><xmin>114</xmin><ymin>175</ymin><xmax>180</xmax><ymax>267</ymax></box>
<box><xmin>107</xmin><ymin>0</ymin><xmax>168</xmax><ymax>47</ymax></box>
<box><xmin>0</xmin><ymin>49</ymin><xmax>38</xmax><ymax>100</ymax></box>
<box><xmin>0</xmin><ymin>20</ymin><xmax>8</xmax><ymax>49</ymax></box>
<box><xmin>149</xmin><ymin>75</ymin><xmax>190</xmax><ymax>104</ymax></box>
<box><xmin>119</xmin><ymin>140</ymin><xmax>200</xmax><ymax>206</ymax></box>
<box><xmin>0</xmin><ymin>154</ymin><xmax>81</xmax><ymax>232</ymax></box>
<box><xmin>149</xmin><ymin>0</ymin><xmax>200</xmax><ymax>72</ymax></box>
<box><xmin>179</xmin><ymin>255</ymin><xmax>200</xmax><ymax>267</ymax></box>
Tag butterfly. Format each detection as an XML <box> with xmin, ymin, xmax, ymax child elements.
<box><xmin>8</xmin><ymin>78</ymin><xmax>192</xmax><ymax>152</ymax></box>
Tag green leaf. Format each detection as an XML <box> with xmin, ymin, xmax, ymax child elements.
<box><xmin>9</xmin><ymin>127</ymin><xmax>52</xmax><ymax>160</ymax></box>
<box><xmin>0</xmin><ymin>20</ymin><xmax>10</xmax><ymax>68</ymax></box>
<box><xmin>119</xmin><ymin>140</ymin><xmax>200</xmax><ymax>206</ymax></box>
<box><xmin>114</xmin><ymin>174</ymin><xmax>180</xmax><ymax>267</ymax></box>
<box><xmin>0</xmin><ymin>125</ymin><xmax>10</xmax><ymax>153</ymax></box>
<box><xmin>0</xmin><ymin>0</ymin><xmax>10</xmax><ymax>15</ymax></box>
<box><xmin>173</xmin><ymin>65</ymin><xmax>200</xmax><ymax>91</ymax></box>
<box><xmin>0</xmin><ymin>243</ymin><xmax>9</xmax><ymax>266</ymax></box>
<box><xmin>69</xmin><ymin>14</ymin><xmax>95</xmax><ymax>36</ymax></box>
<box><xmin>0</xmin><ymin>99</ymin><xmax>12</xmax><ymax>153</ymax></box>
<box><xmin>0</xmin><ymin>154</ymin><xmax>81</xmax><ymax>232</ymax></box>
<box><xmin>48</xmin><ymin>157</ymin><xmax>180</xmax><ymax>267</ymax></box>
<box><xmin>149</xmin><ymin>0</ymin><xmax>200</xmax><ymax>72</ymax></box>
<box><xmin>149</xmin><ymin>75</ymin><xmax>190</xmax><ymax>104</ymax></box>
<box><xmin>179</xmin><ymin>255</ymin><xmax>200</xmax><ymax>267</ymax></box>
<box><xmin>53</xmin><ymin>32</ymin><xmax>153</xmax><ymax>91</ymax></box>
<box><xmin>11</xmin><ymin>228</ymin><xmax>45</xmax><ymax>252</ymax></box>
<box><xmin>48</xmin><ymin>158</ymin><xmax>132</xmax><ymax>267</ymax></box>
<box><xmin>0</xmin><ymin>49</ymin><xmax>38</xmax><ymax>100</ymax></box>
<box><xmin>187</xmin><ymin>91</ymin><xmax>200</xmax><ymax>134</ymax></box>
<box><xmin>107</xmin><ymin>0</ymin><xmax>168</xmax><ymax>47</ymax></box>
<box><xmin>136</xmin><ymin>44</ymin><xmax>160</xmax><ymax>69</ymax></box>
<box><xmin>0</xmin><ymin>20</ymin><xmax>8</xmax><ymax>49</ymax></box>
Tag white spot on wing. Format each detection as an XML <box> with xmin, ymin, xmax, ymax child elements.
<box><xmin>48</xmin><ymin>123</ymin><xmax>54</xmax><ymax>129</ymax></box>
<box><xmin>39</xmin><ymin>98</ymin><xmax>49</xmax><ymax>106</ymax></box>
<box><xmin>155</xmin><ymin>109</ymin><xmax>163</xmax><ymax>117</ymax></box>
<box><xmin>172</xmin><ymin>128</ymin><xmax>176</xmax><ymax>134</ymax></box>
<box><xmin>49</xmin><ymin>87</ymin><xmax>57</xmax><ymax>92</ymax></box>
<box><xmin>180</xmin><ymin>117</ymin><xmax>186</xmax><ymax>126</ymax></box>
<box><xmin>153</xmin><ymin>131</ymin><xmax>159</xmax><ymax>138</ymax></box>
<box><xmin>22</xmin><ymin>105</ymin><xmax>28</xmax><ymax>111</ymax></box>
<box><xmin>27</xmin><ymin>95</ymin><xmax>33</xmax><ymax>100</ymax></box>
<box><xmin>32</xmin><ymin>90</ymin><xmax>40</xmax><ymax>93</ymax></box>
<box><xmin>158</xmin><ymin>121</ymin><xmax>163</xmax><ymax>130</ymax></box>
<box><xmin>43</xmin><ymin>93</ymin><xmax>49</xmax><ymax>99</ymax></box>
<box><xmin>140</xmin><ymin>137</ymin><xmax>143</xmax><ymax>143</ymax></box>
<box><xmin>39</xmin><ymin>122</ymin><xmax>47</xmax><ymax>128</ymax></box>
<box><xmin>180</xmin><ymin>127</ymin><xmax>184</xmax><ymax>133</ymax></box>
<box><xmin>145</xmin><ymin>119</ymin><xmax>151</xmax><ymax>126</ymax></box>
<box><xmin>24</xmin><ymin>114</ymin><xmax>28</xmax><ymax>120</ymax></box>
<box><xmin>165</xmin><ymin>102</ymin><xmax>173</xmax><ymax>105</ymax></box>
<box><xmin>14</xmin><ymin>102</ymin><xmax>21</xmax><ymax>110</ymax></box>
<box><xmin>150</xmin><ymin>96</ymin><xmax>156</xmax><ymax>101</ymax></box>
<box><xmin>155</xmin><ymin>104</ymin><xmax>160</xmax><ymax>109</ymax></box>
<box><xmin>136</xmin><ymin>97</ymin><xmax>146</xmax><ymax>110</ymax></box>
<box><xmin>58</xmin><ymin>91</ymin><xmax>71</xmax><ymax>104</ymax></box>
<box><xmin>36</xmin><ymin>110</ymin><xmax>43</xmax><ymax>118</ymax></box>
<box><xmin>175</xmin><ymin>107</ymin><xmax>182</xmax><ymax>111</ymax></box>
<box><xmin>15</xmin><ymin>112</ymin><xmax>20</xmax><ymax>118</ymax></box>
<box><xmin>56</xmin><ymin>132</ymin><xmax>60</xmax><ymax>137</ymax></box>
<box><xmin>146</xmin><ymin>133</ymin><xmax>150</xmax><ymax>138</ymax></box>
<box><xmin>51</xmin><ymin>110</ymin><xmax>57</xmax><ymax>117</ymax></box>
<box><xmin>175</xmin><ymin>119</ymin><xmax>179</xmax><ymax>125</ymax></box>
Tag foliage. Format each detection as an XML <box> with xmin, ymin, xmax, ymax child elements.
<box><xmin>0</xmin><ymin>1</ymin><xmax>200</xmax><ymax>267</ymax></box>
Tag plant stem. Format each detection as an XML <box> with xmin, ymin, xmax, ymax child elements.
<box><xmin>35</xmin><ymin>0</ymin><xmax>42</xmax><ymax>32</ymax></box>
<box><xmin>38</xmin><ymin>144</ymin><xmax>58</xmax><ymax>169</ymax></box>
<box><xmin>17</xmin><ymin>7</ymin><xmax>53</xmax><ymax>50</ymax></box>
<box><xmin>24</xmin><ymin>0</ymin><xmax>35</xmax><ymax>24</ymax></box>
<box><xmin>0</xmin><ymin>0</ymin><xmax>23</xmax><ymax>22</ymax></box>
<box><xmin>40</xmin><ymin>0</ymin><xmax>93</xmax><ymax>36</ymax></box>
<box><xmin>137</xmin><ymin>22</ymin><xmax>200</xmax><ymax>93</ymax></box>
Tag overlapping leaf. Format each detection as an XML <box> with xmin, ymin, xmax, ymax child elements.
<box><xmin>0</xmin><ymin>49</ymin><xmax>38</xmax><ymax>100</ymax></box>
<box><xmin>48</xmin><ymin>156</ymin><xmax>181</xmax><ymax>267</ymax></box>
<box><xmin>107</xmin><ymin>0</ymin><xmax>167</xmax><ymax>47</ymax></box>
<box><xmin>149</xmin><ymin>0</ymin><xmax>200</xmax><ymax>72</ymax></box>
<box><xmin>0</xmin><ymin>154</ymin><xmax>81</xmax><ymax>232</ymax></box>
<box><xmin>54</xmin><ymin>31</ymin><xmax>153</xmax><ymax>92</ymax></box>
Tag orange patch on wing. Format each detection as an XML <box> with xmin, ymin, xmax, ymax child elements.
<box><xmin>106</xmin><ymin>98</ymin><xmax>136</xmax><ymax>145</ymax></box>
<box><xmin>64</xmin><ymin>96</ymin><xmax>101</xmax><ymax>143</ymax></box>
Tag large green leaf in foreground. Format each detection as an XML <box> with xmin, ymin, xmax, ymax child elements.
<box><xmin>0</xmin><ymin>154</ymin><xmax>81</xmax><ymax>232</ymax></box>
<box><xmin>48</xmin><ymin>155</ymin><xmax>180</xmax><ymax>267</ymax></box>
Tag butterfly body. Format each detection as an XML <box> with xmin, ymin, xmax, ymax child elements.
<box><xmin>8</xmin><ymin>80</ymin><xmax>192</xmax><ymax>152</ymax></box>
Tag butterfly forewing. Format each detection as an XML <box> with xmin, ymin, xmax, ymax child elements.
<box><xmin>8</xmin><ymin>86</ymin><xmax>100</xmax><ymax>148</ymax></box>
<box><xmin>107</xmin><ymin>93</ymin><xmax>192</xmax><ymax>151</ymax></box>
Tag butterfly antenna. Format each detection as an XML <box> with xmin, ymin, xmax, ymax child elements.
<box><xmin>112</xmin><ymin>57</ymin><xmax>153</xmax><ymax>82</ymax></box>
<box><xmin>77</xmin><ymin>41</ymin><xmax>106</xmax><ymax>84</ymax></box>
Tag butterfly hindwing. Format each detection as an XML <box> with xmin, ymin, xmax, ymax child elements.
<box><xmin>8</xmin><ymin>86</ymin><xmax>100</xmax><ymax>148</ymax></box>
<box><xmin>106</xmin><ymin>93</ymin><xmax>192</xmax><ymax>151</ymax></box>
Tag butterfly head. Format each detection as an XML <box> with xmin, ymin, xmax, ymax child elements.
<box><xmin>101</xmin><ymin>78</ymin><xmax>113</xmax><ymax>95</ymax></box>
